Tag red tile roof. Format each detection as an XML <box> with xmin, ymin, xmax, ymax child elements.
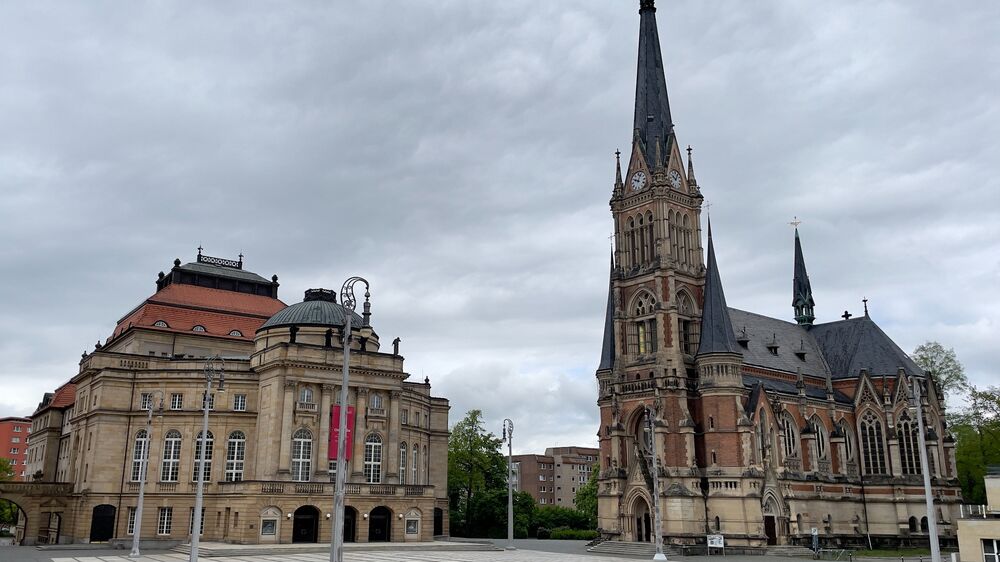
<box><xmin>109</xmin><ymin>284</ymin><xmax>286</xmax><ymax>342</ymax></box>
<box><xmin>50</xmin><ymin>383</ymin><xmax>76</xmax><ymax>409</ymax></box>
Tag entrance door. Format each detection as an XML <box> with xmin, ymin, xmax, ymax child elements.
<box><xmin>292</xmin><ymin>506</ymin><xmax>319</xmax><ymax>543</ymax></box>
<box><xmin>343</xmin><ymin>507</ymin><xmax>357</xmax><ymax>543</ymax></box>
<box><xmin>633</xmin><ymin>498</ymin><xmax>651</xmax><ymax>542</ymax></box>
<box><xmin>764</xmin><ymin>515</ymin><xmax>777</xmax><ymax>545</ymax></box>
<box><xmin>433</xmin><ymin>507</ymin><xmax>443</xmax><ymax>536</ymax></box>
<box><xmin>89</xmin><ymin>505</ymin><xmax>116</xmax><ymax>542</ymax></box>
<box><xmin>368</xmin><ymin>506</ymin><xmax>391</xmax><ymax>542</ymax></box>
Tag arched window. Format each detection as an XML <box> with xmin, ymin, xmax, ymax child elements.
<box><xmin>635</xmin><ymin>409</ymin><xmax>652</xmax><ymax>456</ymax></box>
<box><xmin>897</xmin><ymin>413</ymin><xmax>921</xmax><ymax>475</ymax></box>
<box><xmin>627</xmin><ymin>217</ymin><xmax>638</xmax><ymax>267</ymax></box>
<box><xmin>424</xmin><ymin>444</ymin><xmax>428</xmax><ymax>484</ymax></box>
<box><xmin>299</xmin><ymin>386</ymin><xmax>314</xmax><ymax>404</ymax></box>
<box><xmin>193</xmin><ymin>430</ymin><xmax>214</xmax><ymax>482</ymax></box>
<box><xmin>153</xmin><ymin>320</ymin><xmax>169</xmax><ymax>328</ymax></box>
<box><xmin>645</xmin><ymin>211</ymin><xmax>655</xmax><ymax>263</ymax></box>
<box><xmin>757</xmin><ymin>410</ymin><xmax>769</xmax><ymax>461</ymax></box>
<box><xmin>859</xmin><ymin>411</ymin><xmax>886</xmax><ymax>475</ymax></box>
<box><xmin>676</xmin><ymin>291</ymin><xmax>699</xmax><ymax>355</ymax></box>
<box><xmin>679</xmin><ymin>214</ymin><xmax>689</xmax><ymax>265</ymax></box>
<box><xmin>225</xmin><ymin>431</ymin><xmax>246</xmax><ymax>482</ymax></box>
<box><xmin>908</xmin><ymin>516</ymin><xmax>918</xmax><ymax>533</ymax></box>
<box><xmin>627</xmin><ymin>292</ymin><xmax>657</xmax><ymax>355</ymax></box>
<box><xmin>399</xmin><ymin>443</ymin><xmax>407</xmax><ymax>485</ymax></box>
<box><xmin>370</xmin><ymin>392</ymin><xmax>383</xmax><ymax>410</ymax></box>
<box><xmin>781</xmin><ymin>413</ymin><xmax>799</xmax><ymax>459</ymax></box>
<box><xmin>228</xmin><ymin>329</ymin><xmax>243</xmax><ymax>337</ymax></box>
<box><xmin>812</xmin><ymin>417</ymin><xmax>828</xmax><ymax>460</ymax></box>
<box><xmin>364</xmin><ymin>434</ymin><xmax>383</xmax><ymax>484</ymax></box>
<box><xmin>291</xmin><ymin>428</ymin><xmax>312</xmax><ymax>482</ymax></box>
<box><xmin>638</xmin><ymin>215</ymin><xmax>647</xmax><ymax>264</ymax></box>
<box><xmin>838</xmin><ymin>419</ymin><xmax>855</xmax><ymax>462</ymax></box>
<box><xmin>192</xmin><ymin>325</ymin><xmax>206</xmax><ymax>332</ymax></box>
<box><xmin>714</xmin><ymin>516</ymin><xmax>721</xmax><ymax>531</ymax></box>
<box><xmin>130</xmin><ymin>430</ymin><xmax>149</xmax><ymax>482</ymax></box>
<box><xmin>412</xmin><ymin>444</ymin><xmax>419</xmax><ymax>485</ymax></box>
<box><xmin>161</xmin><ymin>430</ymin><xmax>182</xmax><ymax>482</ymax></box>
<box><xmin>920</xmin><ymin>516</ymin><xmax>929</xmax><ymax>533</ymax></box>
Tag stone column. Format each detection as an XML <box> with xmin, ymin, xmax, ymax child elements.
<box><xmin>352</xmin><ymin>388</ymin><xmax>368</xmax><ymax>478</ymax></box>
<box><xmin>278</xmin><ymin>380</ymin><xmax>296</xmax><ymax>474</ymax></box>
<box><xmin>388</xmin><ymin>390</ymin><xmax>401</xmax><ymax>483</ymax></box>
<box><xmin>317</xmin><ymin>384</ymin><xmax>334</xmax><ymax>476</ymax></box>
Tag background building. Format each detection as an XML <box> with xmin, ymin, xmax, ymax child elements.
<box><xmin>13</xmin><ymin>252</ymin><xmax>450</xmax><ymax>546</ymax></box>
<box><xmin>594</xmin><ymin>0</ymin><xmax>961</xmax><ymax>548</ymax></box>
<box><xmin>511</xmin><ymin>454</ymin><xmax>554</xmax><ymax>505</ymax></box>
<box><xmin>957</xmin><ymin>467</ymin><xmax>1000</xmax><ymax>562</ymax></box>
<box><xmin>511</xmin><ymin>446</ymin><xmax>598</xmax><ymax>507</ymax></box>
<box><xmin>0</xmin><ymin>417</ymin><xmax>31</xmax><ymax>481</ymax></box>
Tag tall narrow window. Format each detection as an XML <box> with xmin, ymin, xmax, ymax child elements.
<box><xmin>225</xmin><ymin>431</ymin><xmax>246</xmax><ymax>482</ymax></box>
<box><xmin>161</xmin><ymin>430</ymin><xmax>181</xmax><ymax>482</ymax></box>
<box><xmin>781</xmin><ymin>414</ymin><xmax>799</xmax><ymax>459</ymax></box>
<box><xmin>757</xmin><ymin>411</ymin><xmax>769</xmax><ymax>461</ymax></box>
<box><xmin>127</xmin><ymin>507</ymin><xmax>137</xmax><ymax>535</ymax></box>
<box><xmin>812</xmin><ymin>417</ymin><xmax>828</xmax><ymax>460</ymax></box>
<box><xmin>424</xmin><ymin>444</ymin><xmax>428</xmax><ymax>484</ymax></box>
<box><xmin>399</xmin><ymin>443</ymin><xmax>408</xmax><ymax>485</ymax></box>
<box><xmin>140</xmin><ymin>393</ymin><xmax>152</xmax><ymax>410</ymax></box>
<box><xmin>192</xmin><ymin>430</ymin><xmax>214</xmax><ymax>482</ymax></box>
<box><xmin>412</xmin><ymin>444</ymin><xmax>419</xmax><ymax>485</ymax></box>
<box><xmin>646</xmin><ymin>211</ymin><xmax>655</xmax><ymax>263</ymax></box>
<box><xmin>189</xmin><ymin>507</ymin><xmax>205</xmax><ymax>535</ymax></box>
<box><xmin>291</xmin><ymin>428</ymin><xmax>312</xmax><ymax>482</ymax></box>
<box><xmin>157</xmin><ymin>507</ymin><xmax>173</xmax><ymax>535</ymax></box>
<box><xmin>860</xmin><ymin>411</ymin><xmax>886</xmax><ymax>475</ymax></box>
<box><xmin>131</xmin><ymin>430</ymin><xmax>149</xmax><ymax>482</ymax></box>
<box><xmin>370</xmin><ymin>393</ymin><xmax>383</xmax><ymax>410</ymax></box>
<box><xmin>628</xmin><ymin>217</ymin><xmax>637</xmax><ymax>267</ymax></box>
<box><xmin>364</xmin><ymin>434</ymin><xmax>383</xmax><ymax>484</ymax></box>
<box><xmin>897</xmin><ymin>413</ymin><xmax>921</xmax><ymax>475</ymax></box>
<box><xmin>839</xmin><ymin>420</ymin><xmax>855</xmax><ymax>462</ymax></box>
<box><xmin>638</xmin><ymin>215</ymin><xmax>647</xmax><ymax>263</ymax></box>
<box><xmin>627</xmin><ymin>293</ymin><xmax>657</xmax><ymax>355</ymax></box>
<box><xmin>299</xmin><ymin>387</ymin><xmax>314</xmax><ymax>404</ymax></box>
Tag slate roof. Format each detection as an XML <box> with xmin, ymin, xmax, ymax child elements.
<box><xmin>792</xmin><ymin>229</ymin><xmax>815</xmax><ymax>315</ymax></box>
<box><xmin>598</xmin><ymin>256</ymin><xmax>615</xmax><ymax>371</ymax></box>
<box><xmin>728</xmin><ymin>308</ymin><xmax>830</xmax><ymax>378</ymax></box>
<box><xmin>697</xmin><ymin>223</ymin><xmax>741</xmax><ymax>355</ymax></box>
<box><xmin>743</xmin><ymin>374</ymin><xmax>852</xmax><ymax>405</ymax></box>
<box><xmin>176</xmin><ymin>261</ymin><xmax>272</xmax><ymax>284</ymax></box>
<box><xmin>809</xmin><ymin>315</ymin><xmax>923</xmax><ymax>378</ymax></box>
<box><xmin>632</xmin><ymin>0</ymin><xmax>673</xmax><ymax>163</ymax></box>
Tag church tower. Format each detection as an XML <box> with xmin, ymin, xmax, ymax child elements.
<box><xmin>596</xmin><ymin>0</ymin><xmax>708</xmax><ymax>544</ymax></box>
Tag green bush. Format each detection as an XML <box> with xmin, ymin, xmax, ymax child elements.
<box><xmin>549</xmin><ymin>527</ymin><xmax>599</xmax><ymax>540</ymax></box>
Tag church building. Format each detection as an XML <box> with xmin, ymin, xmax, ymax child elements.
<box><xmin>18</xmin><ymin>251</ymin><xmax>449</xmax><ymax>546</ymax></box>
<box><xmin>595</xmin><ymin>0</ymin><xmax>961</xmax><ymax>548</ymax></box>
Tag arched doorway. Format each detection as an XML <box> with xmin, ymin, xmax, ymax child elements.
<box><xmin>89</xmin><ymin>504</ymin><xmax>116</xmax><ymax>542</ymax></box>
<box><xmin>762</xmin><ymin>495</ymin><xmax>781</xmax><ymax>546</ymax></box>
<box><xmin>292</xmin><ymin>506</ymin><xmax>319</xmax><ymax>543</ymax></box>
<box><xmin>633</xmin><ymin>497</ymin><xmax>651</xmax><ymax>543</ymax></box>
<box><xmin>433</xmin><ymin>507</ymin><xmax>443</xmax><ymax>536</ymax></box>
<box><xmin>368</xmin><ymin>506</ymin><xmax>391</xmax><ymax>542</ymax></box>
<box><xmin>0</xmin><ymin>499</ymin><xmax>27</xmax><ymax>546</ymax></box>
<box><xmin>343</xmin><ymin>507</ymin><xmax>357</xmax><ymax>543</ymax></box>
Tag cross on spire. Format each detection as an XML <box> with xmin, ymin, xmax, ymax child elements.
<box><xmin>790</xmin><ymin>216</ymin><xmax>802</xmax><ymax>228</ymax></box>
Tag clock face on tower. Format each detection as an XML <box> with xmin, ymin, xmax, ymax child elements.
<box><xmin>631</xmin><ymin>171</ymin><xmax>647</xmax><ymax>191</ymax></box>
<box><xmin>669</xmin><ymin>169</ymin><xmax>682</xmax><ymax>188</ymax></box>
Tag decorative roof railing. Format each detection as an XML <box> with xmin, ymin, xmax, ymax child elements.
<box><xmin>197</xmin><ymin>252</ymin><xmax>243</xmax><ymax>269</ymax></box>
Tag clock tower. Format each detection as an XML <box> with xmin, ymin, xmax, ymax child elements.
<box><xmin>596</xmin><ymin>0</ymin><xmax>710</xmax><ymax>543</ymax></box>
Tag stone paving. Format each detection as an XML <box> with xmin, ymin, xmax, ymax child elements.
<box><xmin>48</xmin><ymin>551</ymin><xmax>644</xmax><ymax>562</ymax></box>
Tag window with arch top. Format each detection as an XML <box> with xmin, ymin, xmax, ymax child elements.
<box><xmin>225</xmin><ymin>431</ymin><xmax>246</xmax><ymax>482</ymax></box>
<box><xmin>780</xmin><ymin>413</ymin><xmax>799</xmax><ymax>459</ymax></box>
<box><xmin>859</xmin><ymin>410</ymin><xmax>887</xmax><ymax>475</ymax></box>
<box><xmin>161</xmin><ymin>430</ymin><xmax>182</xmax><ymax>482</ymax></box>
<box><xmin>369</xmin><ymin>392</ymin><xmax>383</xmax><ymax>410</ymax></box>
<box><xmin>399</xmin><ymin>442</ymin><xmax>407</xmax><ymax>485</ymax></box>
<box><xmin>626</xmin><ymin>292</ymin><xmax>657</xmax><ymax>355</ymax></box>
<box><xmin>291</xmin><ymin>428</ymin><xmax>312</xmax><ymax>482</ymax></box>
<box><xmin>811</xmin><ymin>416</ymin><xmax>829</xmax><ymax>460</ymax></box>
<box><xmin>897</xmin><ymin>412</ymin><xmax>921</xmax><ymax>475</ymax></box>
<box><xmin>298</xmin><ymin>386</ymin><xmax>314</xmax><ymax>405</ymax></box>
<box><xmin>676</xmin><ymin>290</ymin><xmax>700</xmax><ymax>356</ymax></box>
<box><xmin>192</xmin><ymin>430</ymin><xmax>214</xmax><ymax>482</ymax></box>
<box><xmin>131</xmin><ymin>429</ymin><xmax>149</xmax><ymax>482</ymax></box>
<box><xmin>364</xmin><ymin>433</ymin><xmax>383</xmax><ymax>484</ymax></box>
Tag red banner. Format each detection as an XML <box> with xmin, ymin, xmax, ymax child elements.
<box><xmin>329</xmin><ymin>405</ymin><xmax>355</xmax><ymax>460</ymax></box>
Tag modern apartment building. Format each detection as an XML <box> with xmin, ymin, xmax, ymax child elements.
<box><xmin>0</xmin><ymin>417</ymin><xmax>31</xmax><ymax>481</ymax></box>
<box><xmin>512</xmin><ymin>446</ymin><xmax>598</xmax><ymax>507</ymax></box>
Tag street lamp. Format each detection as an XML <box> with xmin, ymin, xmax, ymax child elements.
<box><xmin>331</xmin><ymin>277</ymin><xmax>370</xmax><ymax>562</ymax></box>
<box><xmin>644</xmin><ymin>406</ymin><xmax>666</xmax><ymax>561</ymax></box>
<box><xmin>190</xmin><ymin>355</ymin><xmax>224</xmax><ymax>562</ymax></box>
<box><xmin>910</xmin><ymin>376</ymin><xmax>941</xmax><ymax>562</ymax></box>
<box><xmin>502</xmin><ymin>419</ymin><xmax>515</xmax><ymax>550</ymax></box>
<box><xmin>129</xmin><ymin>390</ymin><xmax>164</xmax><ymax>558</ymax></box>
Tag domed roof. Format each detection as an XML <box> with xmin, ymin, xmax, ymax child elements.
<box><xmin>258</xmin><ymin>289</ymin><xmax>364</xmax><ymax>331</ymax></box>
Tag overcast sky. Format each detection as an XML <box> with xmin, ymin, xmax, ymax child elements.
<box><xmin>1</xmin><ymin>1</ymin><xmax>997</xmax><ymax>454</ymax></box>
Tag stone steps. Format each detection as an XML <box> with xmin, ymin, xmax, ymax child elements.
<box><xmin>766</xmin><ymin>545</ymin><xmax>818</xmax><ymax>557</ymax></box>
<box><xmin>587</xmin><ymin>540</ymin><xmax>682</xmax><ymax>557</ymax></box>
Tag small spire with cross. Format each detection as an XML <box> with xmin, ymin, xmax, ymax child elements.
<box><xmin>863</xmin><ymin>297</ymin><xmax>869</xmax><ymax>316</ymax></box>
<box><xmin>197</xmin><ymin>244</ymin><xmax>203</xmax><ymax>256</ymax></box>
<box><xmin>789</xmin><ymin>216</ymin><xmax>802</xmax><ymax>228</ymax></box>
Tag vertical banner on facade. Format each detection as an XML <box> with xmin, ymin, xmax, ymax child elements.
<box><xmin>329</xmin><ymin>405</ymin><xmax>355</xmax><ymax>460</ymax></box>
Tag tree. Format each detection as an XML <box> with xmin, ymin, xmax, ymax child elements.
<box><xmin>447</xmin><ymin>410</ymin><xmax>506</xmax><ymax>536</ymax></box>
<box><xmin>0</xmin><ymin>458</ymin><xmax>13</xmax><ymax>481</ymax></box>
<box><xmin>574</xmin><ymin>464</ymin><xmax>598</xmax><ymax>529</ymax></box>
<box><xmin>911</xmin><ymin>341</ymin><xmax>969</xmax><ymax>401</ymax></box>
<box><xmin>0</xmin><ymin>459</ymin><xmax>17</xmax><ymax>532</ymax></box>
<box><xmin>951</xmin><ymin>386</ymin><xmax>1000</xmax><ymax>504</ymax></box>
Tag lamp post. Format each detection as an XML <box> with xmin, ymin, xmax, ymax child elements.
<box><xmin>190</xmin><ymin>356</ymin><xmax>224</xmax><ymax>562</ymax></box>
<box><xmin>129</xmin><ymin>390</ymin><xmax>164</xmax><ymax>558</ymax></box>
<box><xmin>645</xmin><ymin>406</ymin><xmax>667</xmax><ymax>561</ymax></box>
<box><xmin>910</xmin><ymin>376</ymin><xmax>941</xmax><ymax>562</ymax></box>
<box><xmin>502</xmin><ymin>418</ymin><xmax>515</xmax><ymax>550</ymax></box>
<box><xmin>331</xmin><ymin>277</ymin><xmax>370</xmax><ymax>562</ymax></box>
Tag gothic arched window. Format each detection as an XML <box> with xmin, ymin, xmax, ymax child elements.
<box><xmin>679</xmin><ymin>214</ymin><xmax>689</xmax><ymax>265</ymax></box>
<box><xmin>627</xmin><ymin>292</ymin><xmax>657</xmax><ymax>355</ymax></box>
<box><xmin>859</xmin><ymin>411</ymin><xmax>887</xmax><ymax>475</ymax></box>
<box><xmin>161</xmin><ymin>430</ymin><xmax>182</xmax><ymax>482</ymax></box>
<box><xmin>645</xmin><ymin>211</ymin><xmax>655</xmax><ymax>263</ymax></box>
<box><xmin>677</xmin><ymin>291</ymin><xmax>699</xmax><ymax>356</ymax></box>
<box><xmin>757</xmin><ymin>410</ymin><xmax>769</xmax><ymax>461</ymax></box>
<box><xmin>838</xmin><ymin>419</ymin><xmax>856</xmax><ymax>462</ymax></box>
<box><xmin>291</xmin><ymin>428</ymin><xmax>312</xmax><ymax>482</ymax></box>
<box><xmin>638</xmin><ymin>214</ymin><xmax>647</xmax><ymax>264</ymax></box>
<box><xmin>812</xmin><ymin>416</ymin><xmax>828</xmax><ymax>460</ymax></box>
<box><xmin>627</xmin><ymin>217</ymin><xmax>638</xmax><ymax>267</ymax></box>
<box><xmin>897</xmin><ymin>412</ymin><xmax>921</xmax><ymax>475</ymax></box>
<box><xmin>193</xmin><ymin>430</ymin><xmax>214</xmax><ymax>482</ymax></box>
<box><xmin>225</xmin><ymin>431</ymin><xmax>246</xmax><ymax>482</ymax></box>
<box><xmin>668</xmin><ymin>210</ymin><xmax>678</xmax><ymax>261</ymax></box>
<box><xmin>364</xmin><ymin>433</ymin><xmax>383</xmax><ymax>484</ymax></box>
<box><xmin>131</xmin><ymin>429</ymin><xmax>149</xmax><ymax>482</ymax></box>
<box><xmin>781</xmin><ymin>413</ymin><xmax>799</xmax><ymax>459</ymax></box>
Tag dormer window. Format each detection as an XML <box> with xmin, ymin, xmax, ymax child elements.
<box><xmin>766</xmin><ymin>333</ymin><xmax>779</xmax><ymax>355</ymax></box>
<box><xmin>794</xmin><ymin>339</ymin><xmax>806</xmax><ymax>361</ymax></box>
<box><xmin>192</xmin><ymin>325</ymin><xmax>206</xmax><ymax>332</ymax></box>
<box><xmin>153</xmin><ymin>320</ymin><xmax>169</xmax><ymax>328</ymax></box>
<box><xmin>228</xmin><ymin>330</ymin><xmax>243</xmax><ymax>337</ymax></box>
<box><xmin>737</xmin><ymin>326</ymin><xmax>750</xmax><ymax>349</ymax></box>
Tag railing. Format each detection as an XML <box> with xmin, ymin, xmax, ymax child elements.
<box><xmin>960</xmin><ymin>504</ymin><xmax>998</xmax><ymax>518</ymax></box>
<box><xmin>220</xmin><ymin>481</ymin><xmax>433</xmax><ymax>497</ymax></box>
<box><xmin>157</xmin><ymin>482</ymin><xmax>178</xmax><ymax>492</ymax></box>
<box><xmin>620</xmin><ymin>379</ymin><xmax>657</xmax><ymax>394</ymax></box>
<box><xmin>261</xmin><ymin>482</ymin><xmax>284</xmax><ymax>494</ymax></box>
<box><xmin>125</xmin><ymin>482</ymin><xmax>141</xmax><ymax>492</ymax></box>
<box><xmin>296</xmin><ymin>401</ymin><xmax>317</xmax><ymax>413</ymax></box>
<box><xmin>295</xmin><ymin>483</ymin><xmax>325</xmax><ymax>494</ymax></box>
<box><xmin>783</xmin><ymin>457</ymin><xmax>802</xmax><ymax>471</ymax></box>
<box><xmin>367</xmin><ymin>407</ymin><xmax>386</xmax><ymax>418</ymax></box>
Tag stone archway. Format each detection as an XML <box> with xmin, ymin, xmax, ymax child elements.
<box><xmin>0</xmin><ymin>482</ymin><xmax>72</xmax><ymax>546</ymax></box>
<box><xmin>368</xmin><ymin>506</ymin><xmax>391</xmax><ymax>542</ymax></box>
<box><xmin>762</xmin><ymin>494</ymin><xmax>783</xmax><ymax>546</ymax></box>
<box><xmin>292</xmin><ymin>505</ymin><xmax>319</xmax><ymax>543</ymax></box>
<box><xmin>632</xmin><ymin>496</ymin><xmax>652</xmax><ymax>543</ymax></box>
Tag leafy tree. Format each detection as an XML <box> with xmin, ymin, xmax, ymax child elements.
<box><xmin>530</xmin><ymin>505</ymin><xmax>592</xmax><ymax>535</ymax></box>
<box><xmin>573</xmin><ymin>464</ymin><xmax>598</xmax><ymax>529</ymax></box>
<box><xmin>951</xmin><ymin>386</ymin><xmax>1000</xmax><ymax>504</ymax></box>
<box><xmin>911</xmin><ymin>341</ymin><xmax>969</xmax><ymax>401</ymax></box>
<box><xmin>465</xmin><ymin>488</ymin><xmax>535</xmax><ymax>538</ymax></box>
<box><xmin>0</xmin><ymin>458</ymin><xmax>13</xmax><ymax>481</ymax></box>
<box><xmin>0</xmin><ymin>459</ymin><xmax>18</xmax><ymax>530</ymax></box>
<box><xmin>447</xmin><ymin>410</ymin><xmax>505</xmax><ymax>536</ymax></box>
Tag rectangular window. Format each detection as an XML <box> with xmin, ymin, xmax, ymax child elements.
<box><xmin>202</xmin><ymin>393</ymin><xmax>215</xmax><ymax>411</ymax></box>
<box><xmin>189</xmin><ymin>507</ymin><xmax>205</xmax><ymax>535</ymax></box>
<box><xmin>127</xmin><ymin>507</ymin><xmax>137</xmax><ymax>535</ymax></box>
<box><xmin>233</xmin><ymin>394</ymin><xmax>247</xmax><ymax>412</ymax></box>
<box><xmin>11</xmin><ymin>438</ymin><xmax>19</xmax><ymax>443</ymax></box>
<box><xmin>157</xmin><ymin>507</ymin><xmax>173</xmax><ymax>536</ymax></box>
<box><xmin>328</xmin><ymin>460</ymin><xmax>338</xmax><ymax>483</ymax></box>
<box><xmin>225</xmin><ymin>435</ymin><xmax>246</xmax><ymax>482</ymax></box>
<box><xmin>985</xmin><ymin>539</ymin><xmax>999</xmax><ymax>562</ymax></box>
<box><xmin>140</xmin><ymin>393</ymin><xmax>152</xmax><ymax>410</ymax></box>
<box><xmin>13</xmin><ymin>426</ymin><xmax>21</xmax><ymax>432</ymax></box>
<box><xmin>9</xmin><ymin>448</ymin><xmax>17</xmax><ymax>454</ymax></box>
<box><xmin>401</xmin><ymin>409</ymin><xmax>408</xmax><ymax>425</ymax></box>
<box><xmin>170</xmin><ymin>394</ymin><xmax>183</xmax><ymax>410</ymax></box>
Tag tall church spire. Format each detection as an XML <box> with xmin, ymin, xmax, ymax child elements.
<box><xmin>792</xmin><ymin>228</ymin><xmax>816</xmax><ymax>326</ymax></box>
<box><xmin>598</xmin><ymin>253</ymin><xmax>616</xmax><ymax>371</ymax></box>
<box><xmin>633</xmin><ymin>0</ymin><xmax>673</xmax><ymax>164</ymax></box>
<box><xmin>697</xmin><ymin>220</ymin><xmax>741</xmax><ymax>355</ymax></box>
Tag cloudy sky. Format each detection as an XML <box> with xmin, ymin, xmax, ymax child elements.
<box><xmin>2</xmin><ymin>1</ymin><xmax>997</xmax><ymax>454</ymax></box>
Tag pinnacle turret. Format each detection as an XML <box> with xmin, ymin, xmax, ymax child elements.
<box><xmin>697</xmin><ymin>220</ymin><xmax>741</xmax><ymax>356</ymax></box>
<box><xmin>793</xmin><ymin>228</ymin><xmax>816</xmax><ymax>326</ymax></box>
<box><xmin>632</xmin><ymin>0</ymin><xmax>673</xmax><ymax>168</ymax></box>
<box><xmin>598</xmin><ymin>253</ymin><xmax>616</xmax><ymax>371</ymax></box>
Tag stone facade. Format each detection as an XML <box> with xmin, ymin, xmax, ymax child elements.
<box><xmin>19</xmin><ymin>254</ymin><xmax>449</xmax><ymax>546</ymax></box>
<box><xmin>595</xmin><ymin>0</ymin><xmax>961</xmax><ymax>549</ymax></box>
